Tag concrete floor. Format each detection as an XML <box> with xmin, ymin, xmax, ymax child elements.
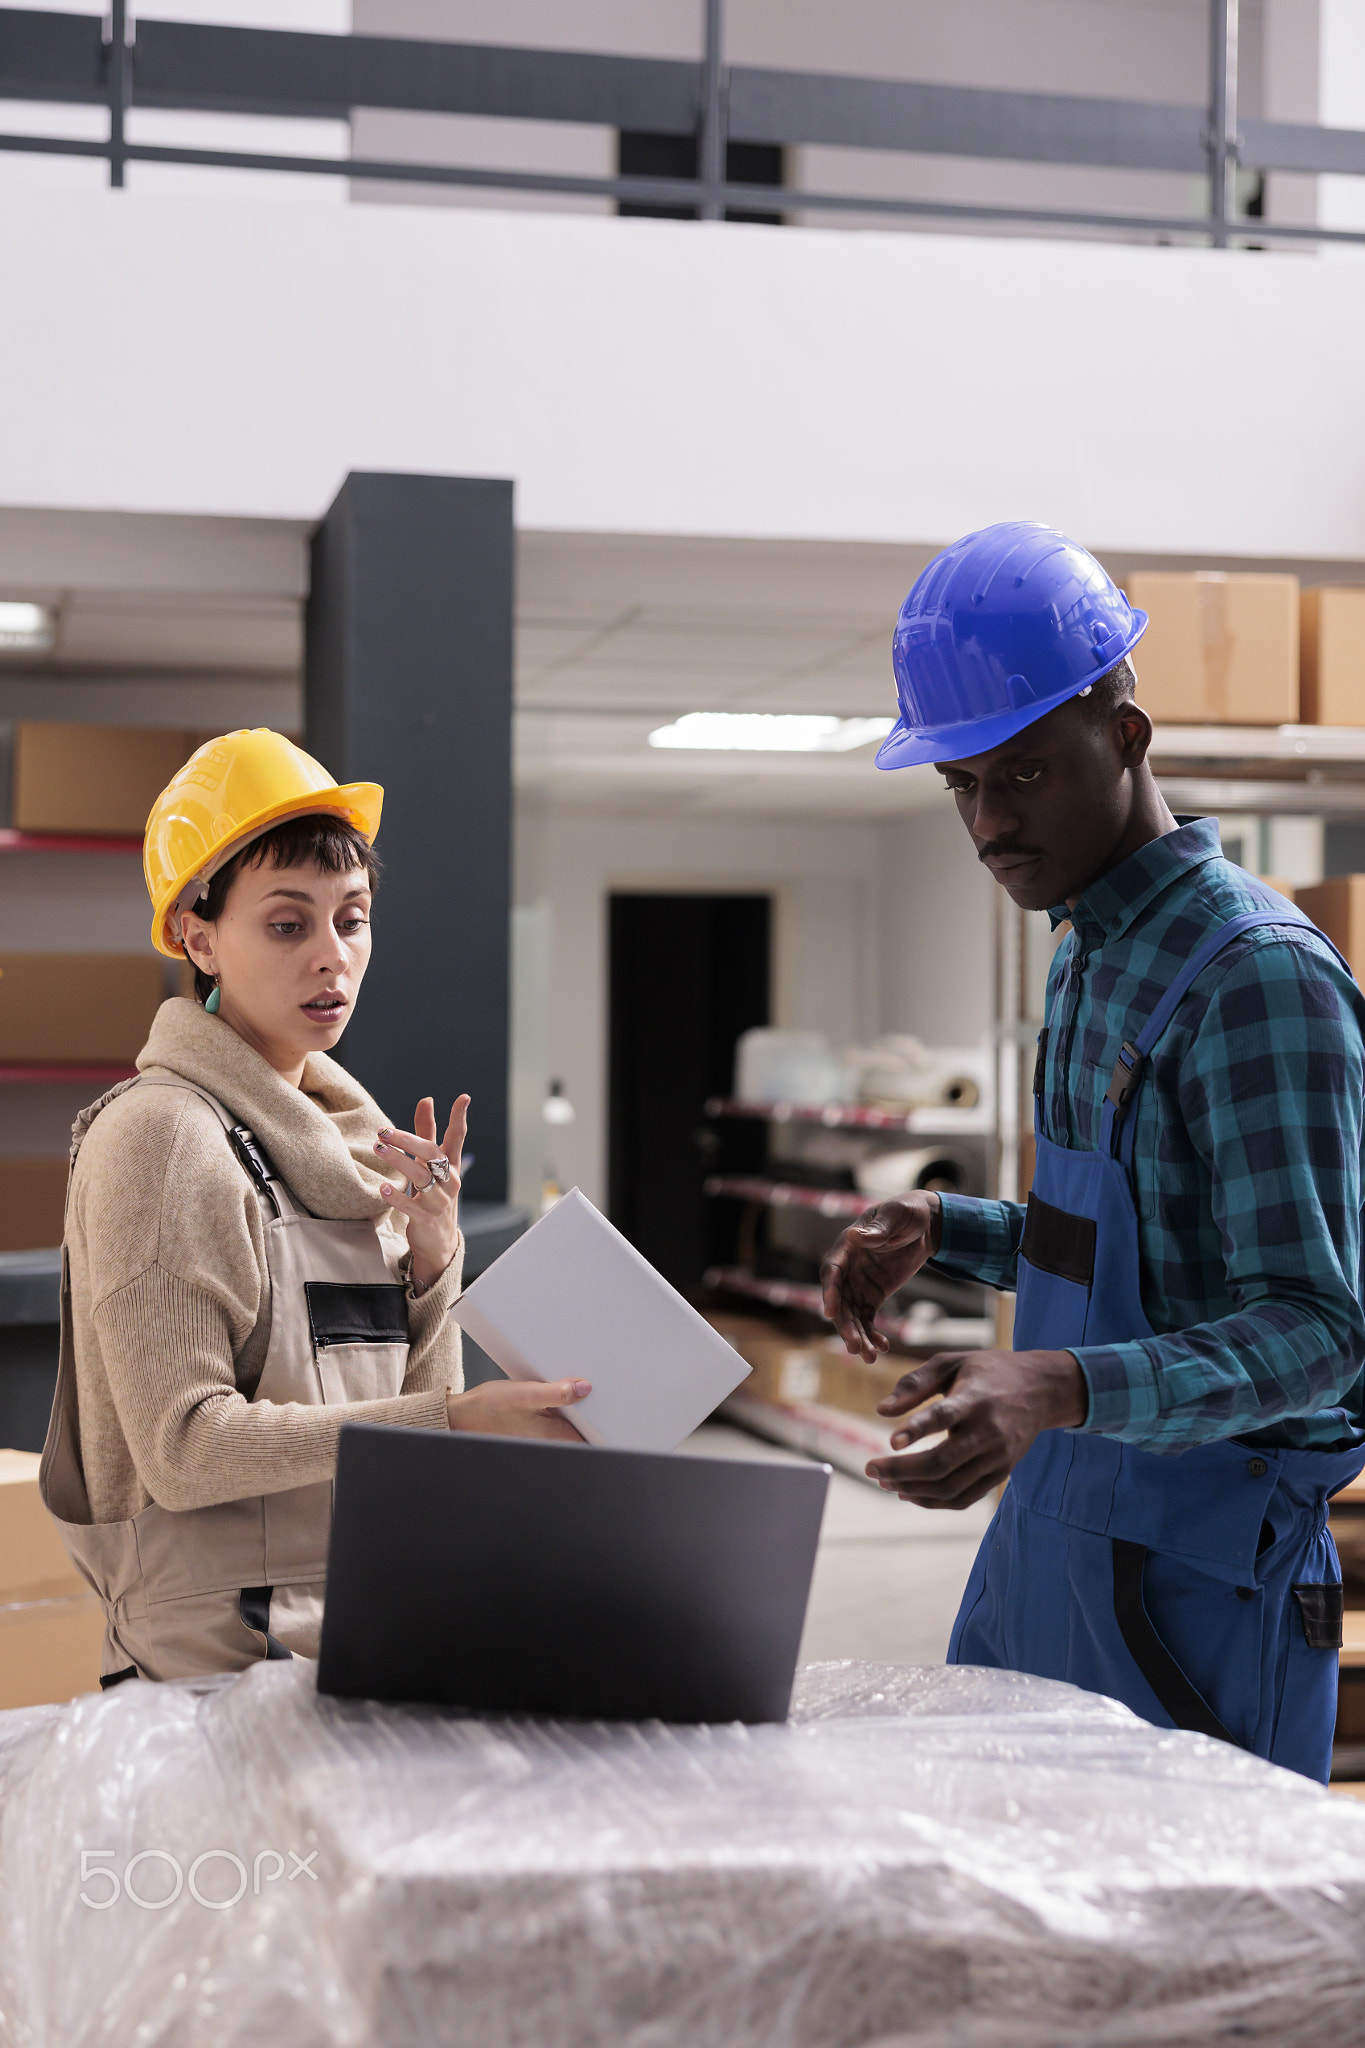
<box><xmin>680</xmin><ymin>1421</ymin><xmax>992</xmax><ymax>1667</ymax></box>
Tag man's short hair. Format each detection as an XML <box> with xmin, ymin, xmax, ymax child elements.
<box><xmin>1080</xmin><ymin>655</ymin><xmax>1137</xmax><ymax>722</ymax></box>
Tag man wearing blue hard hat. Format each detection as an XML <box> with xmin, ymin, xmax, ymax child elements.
<box><xmin>821</xmin><ymin>520</ymin><xmax>1365</xmax><ymax>1781</ymax></box>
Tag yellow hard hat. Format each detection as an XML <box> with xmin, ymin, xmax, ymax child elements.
<box><xmin>144</xmin><ymin>729</ymin><xmax>384</xmax><ymax>958</ymax></box>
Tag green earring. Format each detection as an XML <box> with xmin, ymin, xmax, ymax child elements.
<box><xmin>205</xmin><ymin>984</ymin><xmax>221</xmax><ymax>1014</ymax></box>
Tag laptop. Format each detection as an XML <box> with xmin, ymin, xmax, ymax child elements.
<box><xmin>317</xmin><ymin>1424</ymin><xmax>830</xmax><ymax>1723</ymax></box>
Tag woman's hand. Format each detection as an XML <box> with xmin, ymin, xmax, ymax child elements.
<box><xmin>376</xmin><ymin>1094</ymin><xmax>469</xmax><ymax>1294</ymax></box>
<box><xmin>447</xmin><ymin>1377</ymin><xmax>592</xmax><ymax>1443</ymax></box>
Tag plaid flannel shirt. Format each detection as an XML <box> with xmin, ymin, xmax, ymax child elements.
<box><xmin>935</xmin><ymin>818</ymin><xmax>1365</xmax><ymax>1454</ymax></box>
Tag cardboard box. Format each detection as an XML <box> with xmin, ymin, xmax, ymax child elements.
<box><xmin>0</xmin><ymin>1158</ymin><xmax>69</xmax><ymax>1252</ymax></box>
<box><xmin>1125</xmin><ymin>572</ymin><xmax>1298</xmax><ymax>725</ymax></box>
<box><xmin>0</xmin><ymin>1594</ymin><xmax>104</xmax><ymax>1707</ymax></box>
<box><xmin>1301</xmin><ymin>588</ymin><xmax>1365</xmax><ymax>726</ymax></box>
<box><xmin>13</xmin><ymin>724</ymin><xmax>194</xmax><ymax>837</ymax></box>
<box><xmin>1296</xmin><ymin>876</ymin><xmax>1365</xmax><ymax>985</ymax></box>
<box><xmin>817</xmin><ymin>1350</ymin><xmax>911</xmax><ymax>1418</ymax></box>
<box><xmin>705</xmin><ymin>1312</ymin><xmax>908</xmax><ymax>1416</ymax></box>
<box><xmin>0</xmin><ymin>1448</ymin><xmax>86</xmax><ymax>1603</ymax></box>
<box><xmin>704</xmin><ymin>1313</ymin><xmax>823</xmax><ymax>1402</ymax></box>
<box><xmin>0</xmin><ymin>952</ymin><xmax>165</xmax><ymax>1062</ymax></box>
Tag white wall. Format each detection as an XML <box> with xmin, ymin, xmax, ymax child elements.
<box><xmin>1318</xmin><ymin>0</ymin><xmax>1365</xmax><ymax>234</ymax></box>
<box><xmin>877</xmin><ymin>803</ymin><xmax>996</xmax><ymax>1053</ymax></box>
<box><xmin>5</xmin><ymin>189</ymin><xmax>1365</xmax><ymax>561</ymax></box>
<box><xmin>510</xmin><ymin>797</ymin><xmax>992</xmax><ymax>1213</ymax></box>
<box><xmin>514</xmin><ymin>807</ymin><xmax>888</xmax><ymax>1208</ymax></box>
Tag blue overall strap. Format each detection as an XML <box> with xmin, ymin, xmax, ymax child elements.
<box><xmin>1100</xmin><ymin>906</ymin><xmax>1349</xmax><ymax>1162</ymax></box>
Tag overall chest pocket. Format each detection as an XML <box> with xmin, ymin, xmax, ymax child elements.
<box><xmin>304</xmin><ymin>1282</ymin><xmax>409</xmax><ymax>1403</ymax></box>
<box><xmin>1018</xmin><ymin>1192</ymin><xmax>1097</xmax><ymax>1349</ymax></box>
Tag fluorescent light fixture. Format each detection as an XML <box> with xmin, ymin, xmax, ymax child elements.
<box><xmin>0</xmin><ymin>601</ymin><xmax>55</xmax><ymax>652</ymax></box>
<box><xmin>647</xmin><ymin>712</ymin><xmax>895</xmax><ymax>753</ymax></box>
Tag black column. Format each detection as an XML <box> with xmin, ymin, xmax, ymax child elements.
<box><xmin>305</xmin><ymin>472</ymin><xmax>514</xmax><ymax>1203</ymax></box>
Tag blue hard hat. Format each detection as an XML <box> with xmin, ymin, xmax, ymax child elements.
<box><xmin>875</xmin><ymin>521</ymin><xmax>1148</xmax><ymax>771</ymax></box>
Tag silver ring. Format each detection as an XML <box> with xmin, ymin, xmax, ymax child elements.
<box><xmin>426</xmin><ymin>1153</ymin><xmax>453</xmax><ymax>1185</ymax></box>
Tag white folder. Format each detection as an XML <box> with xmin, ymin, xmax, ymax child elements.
<box><xmin>450</xmin><ymin>1187</ymin><xmax>751</xmax><ymax>1452</ymax></box>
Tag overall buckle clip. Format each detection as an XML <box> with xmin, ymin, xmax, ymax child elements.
<box><xmin>1104</xmin><ymin>1041</ymin><xmax>1145</xmax><ymax>1114</ymax></box>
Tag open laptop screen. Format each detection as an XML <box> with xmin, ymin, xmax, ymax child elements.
<box><xmin>317</xmin><ymin>1425</ymin><xmax>828</xmax><ymax>1724</ymax></box>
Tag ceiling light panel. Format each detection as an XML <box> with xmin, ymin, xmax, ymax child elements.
<box><xmin>0</xmin><ymin>601</ymin><xmax>56</xmax><ymax>652</ymax></box>
<box><xmin>648</xmin><ymin>712</ymin><xmax>894</xmax><ymax>753</ymax></box>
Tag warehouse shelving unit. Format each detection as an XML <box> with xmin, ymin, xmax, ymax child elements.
<box><xmin>704</xmin><ymin>1097</ymin><xmax>992</xmax><ymax>1136</ymax></box>
<box><xmin>0</xmin><ymin>1066</ymin><xmax>136</xmax><ymax>1086</ymax></box>
<box><xmin>699</xmin><ymin>1088</ymin><xmax>997</xmax><ymax>1473</ymax></box>
<box><xmin>0</xmin><ymin>831</ymin><xmax>143</xmax><ymax>856</ymax></box>
<box><xmin>0</xmin><ymin>829</ymin><xmax>163</xmax><ymax>1094</ymax></box>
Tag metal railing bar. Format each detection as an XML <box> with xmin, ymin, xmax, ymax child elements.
<box><xmin>1</xmin><ymin>14</ymin><xmax>1213</xmax><ymax>172</ymax></box>
<box><xmin>6</xmin><ymin>130</ymin><xmax>1362</xmax><ymax>242</ymax></box>
<box><xmin>1240</xmin><ymin>115</ymin><xmax>1365</xmax><ymax>178</ymax></box>
<box><xmin>698</xmin><ymin>0</ymin><xmax>724</xmax><ymax>223</ymax></box>
<box><xmin>105</xmin><ymin>0</ymin><xmax>130</xmax><ymax>189</ymax></box>
<box><xmin>726</xmin><ymin>69</ymin><xmax>1209</xmax><ymax>174</ymax></box>
<box><xmin>0</xmin><ymin>129</ymin><xmax>108</xmax><ymax>158</ymax></box>
<box><xmin>1208</xmin><ymin>0</ymin><xmax>1238</xmax><ymax>249</ymax></box>
<box><xmin>0</xmin><ymin>5</ymin><xmax>103</xmax><ymax>102</ymax></box>
<box><xmin>6</xmin><ymin>9</ymin><xmax>1365</xmax><ymax>191</ymax></box>
<box><xmin>134</xmin><ymin>18</ymin><xmax>700</xmax><ymax>130</ymax></box>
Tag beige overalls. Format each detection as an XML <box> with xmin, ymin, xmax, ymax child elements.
<box><xmin>40</xmin><ymin>1075</ymin><xmax>413</xmax><ymax>1683</ymax></box>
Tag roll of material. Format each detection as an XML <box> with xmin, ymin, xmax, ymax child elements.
<box><xmin>854</xmin><ymin>1147</ymin><xmax>973</xmax><ymax>1201</ymax></box>
<box><xmin>734</xmin><ymin>1029</ymin><xmax>857</xmax><ymax>1107</ymax></box>
<box><xmin>843</xmin><ymin>1035</ymin><xmax>982</xmax><ymax>1112</ymax></box>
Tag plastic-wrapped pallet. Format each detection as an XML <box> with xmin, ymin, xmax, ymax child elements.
<box><xmin>3</xmin><ymin>1658</ymin><xmax>1365</xmax><ymax>2048</ymax></box>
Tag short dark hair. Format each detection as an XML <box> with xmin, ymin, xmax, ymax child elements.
<box><xmin>189</xmin><ymin>812</ymin><xmax>380</xmax><ymax>1005</ymax></box>
<box><xmin>1078</xmin><ymin>654</ymin><xmax>1137</xmax><ymax>723</ymax></box>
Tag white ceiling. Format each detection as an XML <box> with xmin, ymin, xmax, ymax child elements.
<box><xmin>5</xmin><ymin>513</ymin><xmax>1361</xmax><ymax>822</ymax></box>
<box><xmin>0</xmin><ymin>516</ymin><xmax>931</xmax><ymax>819</ymax></box>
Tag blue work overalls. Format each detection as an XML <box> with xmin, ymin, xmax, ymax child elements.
<box><xmin>949</xmin><ymin>906</ymin><xmax>1364</xmax><ymax>1781</ymax></box>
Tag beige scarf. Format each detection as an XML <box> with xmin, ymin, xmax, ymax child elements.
<box><xmin>131</xmin><ymin>996</ymin><xmax>399</xmax><ymax>1224</ymax></box>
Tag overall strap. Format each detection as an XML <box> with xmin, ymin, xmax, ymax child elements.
<box><xmin>1101</xmin><ymin>905</ymin><xmax>1345</xmax><ymax>1161</ymax></box>
<box><xmin>136</xmin><ymin>1074</ymin><xmax>302</xmax><ymax>1219</ymax></box>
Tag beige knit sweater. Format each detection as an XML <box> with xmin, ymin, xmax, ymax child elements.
<box><xmin>63</xmin><ymin>998</ymin><xmax>462</xmax><ymax>1523</ymax></box>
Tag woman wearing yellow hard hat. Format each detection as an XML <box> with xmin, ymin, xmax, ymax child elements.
<box><xmin>40</xmin><ymin>729</ymin><xmax>589</xmax><ymax>1684</ymax></box>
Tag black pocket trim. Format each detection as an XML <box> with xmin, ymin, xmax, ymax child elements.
<box><xmin>1020</xmin><ymin>1193</ymin><xmax>1097</xmax><ymax>1288</ymax></box>
<box><xmin>100</xmin><ymin>1666</ymin><xmax>139</xmax><ymax>1690</ymax></box>
<box><xmin>1292</xmin><ymin>1582</ymin><xmax>1345</xmax><ymax>1650</ymax></box>
<box><xmin>1112</xmin><ymin>1539</ymin><xmax>1241</xmax><ymax>1746</ymax></box>
<box><xmin>239</xmin><ymin>1585</ymin><xmax>294</xmax><ymax>1662</ymax></box>
<box><xmin>305</xmin><ymin>1281</ymin><xmax>408</xmax><ymax>1349</ymax></box>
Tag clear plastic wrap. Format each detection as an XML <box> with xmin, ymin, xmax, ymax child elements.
<box><xmin>3</xmin><ymin>1657</ymin><xmax>1365</xmax><ymax>2048</ymax></box>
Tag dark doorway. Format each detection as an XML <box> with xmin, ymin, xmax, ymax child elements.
<box><xmin>616</xmin><ymin>132</ymin><xmax>785</xmax><ymax>224</ymax></box>
<box><xmin>609</xmin><ymin>893</ymin><xmax>771</xmax><ymax>1291</ymax></box>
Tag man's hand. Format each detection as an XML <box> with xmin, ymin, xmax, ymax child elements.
<box><xmin>865</xmin><ymin>1348</ymin><xmax>1087</xmax><ymax>1509</ymax></box>
<box><xmin>820</xmin><ymin>1194</ymin><xmax>942</xmax><ymax>1363</ymax></box>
